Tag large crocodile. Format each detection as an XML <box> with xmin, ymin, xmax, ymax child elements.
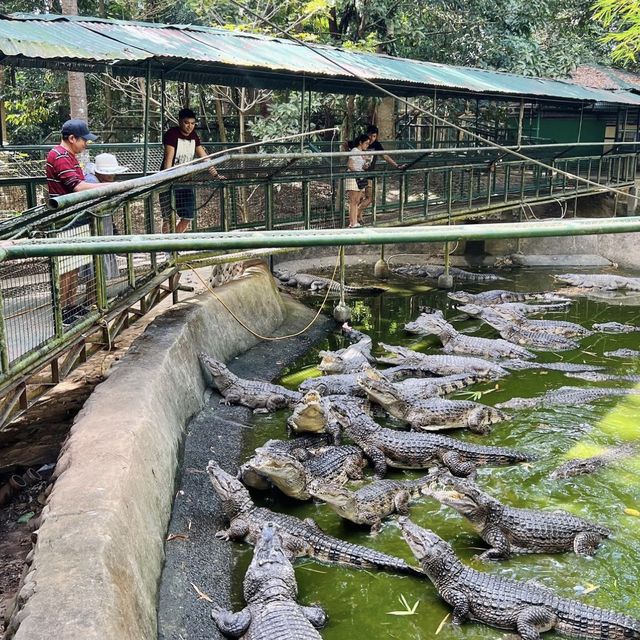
<box><xmin>550</xmin><ymin>442</ymin><xmax>639</xmax><ymax>479</ymax></box>
<box><xmin>391</xmin><ymin>263</ymin><xmax>501</xmax><ymax>282</ymax></box>
<box><xmin>593</xmin><ymin>322</ymin><xmax>640</xmax><ymax>333</ymax></box>
<box><xmin>211</xmin><ymin>522</ymin><xmax>327</xmax><ymax>640</ymax></box>
<box><xmin>405</xmin><ymin>310</ymin><xmax>535</xmax><ymax>359</ymax></box>
<box><xmin>239</xmin><ymin>434</ymin><xmax>333</xmax><ymax>490</ymax></box>
<box><xmin>553</xmin><ymin>273</ymin><xmax>640</xmax><ymax>292</ymax></box>
<box><xmin>241</xmin><ymin>444</ymin><xmax>366</xmax><ymax>500</ymax></box>
<box><xmin>399</xmin><ymin>519</ymin><xmax>640</xmax><ymax>640</ymax></box>
<box><xmin>448</xmin><ymin>290</ymin><xmax>572</xmax><ymax>306</ymax></box>
<box><xmin>459</xmin><ymin>303</ymin><xmax>591</xmax><ymax>339</ymax></box>
<box><xmin>287</xmin><ymin>392</ymin><xmax>365</xmax><ymax>440</ymax></box>
<box><xmin>274</xmin><ymin>268</ymin><xmax>386</xmax><ymax>295</ymax></box>
<box><xmin>429</xmin><ymin>474</ymin><xmax>610</xmax><ymax>559</ymax></box>
<box><xmin>604</xmin><ymin>348</ymin><xmax>640</xmax><ymax>358</ymax></box>
<box><xmin>565</xmin><ymin>371</ymin><xmax>640</xmax><ymax>383</ymax></box>
<box><xmin>358</xmin><ymin>373</ymin><xmax>508</xmax><ymax>434</ymax></box>
<box><xmin>478</xmin><ymin>301</ymin><xmax>572</xmax><ymax>317</ymax></box>
<box><xmin>206</xmin><ymin>461</ymin><xmax>422</xmax><ymax>575</ymax></box>
<box><xmin>308</xmin><ymin>475</ymin><xmax>433</xmax><ymax>534</ymax></box>
<box><xmin>496</xmin><ymin>385</ymin><xmax>640</xmax><ymax>410</ymax></box>
<box><xmin>378</xmin><ymin>343</ymin><xmax>509</xmax><ymax>378</ymax></box>
<box><xmin>331</xmin><ymin>401</ymin><xmax>534</xmax><ymax>478</ymax></box>
<box><xmin>500</xmin><ymin>359</ymin><xmax>605</xmax><ymax>373</ymax></box>
<box><xmin>317</xmin><ymin>324</ymin><xmax>374</xmax><ymax>374</ymax></box>
<box><xmin>200</xmin><ymin>353</ymin><xmax>302</xmax><ymax>412</ymax></box>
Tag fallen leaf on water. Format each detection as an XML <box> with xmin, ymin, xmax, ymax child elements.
<box><xmin>191</xmin><ymin>582</ymin><xmax>213</xmax><ymax>602</ymax></box>
<box><xmin>583</xmin><ymin>583</ymin><xmax>600</xmax><ymax>594</ymax></box>
<box><xmin>167</xmin><ymin>533</ymin><xmax>189</xmax><ymax>542</ymax></box>
<box><xmin>435</xmin><ymin>613</ymin><xmax>450</xmax><ymax>634</ymax></box>
<box><xmin>624</xmin><ymin>507</ymin><xmax>640</xmax><ymax>517</ymax></box>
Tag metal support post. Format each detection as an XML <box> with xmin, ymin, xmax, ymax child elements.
<box><xmin>143</xmin><ymin>62</ymin><xmax>151</xmax><ymax>176</ymax></box>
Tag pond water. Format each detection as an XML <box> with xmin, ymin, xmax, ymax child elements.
<box><xmin>233</xmin><ymin>266</ymin><xmax>640</xmax><ymax>639</ymax></box>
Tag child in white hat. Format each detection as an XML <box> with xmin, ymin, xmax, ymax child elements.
<box><xmin>85</xmin><ymin>153</ymin><xmax>129</xmax><ymax>183</ymax></box>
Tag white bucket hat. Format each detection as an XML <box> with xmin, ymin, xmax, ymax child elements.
<box><xmin>93</xmin><ymin>153</ymin><xmax>129</xmax><ymax>175</ymax></box>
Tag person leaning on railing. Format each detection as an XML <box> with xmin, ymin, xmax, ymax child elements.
<box><xmin>45</xmin><ymin>119</ymin><xmax>109</xmax><ymax>325</ymax></box>
<box><xmin>160</xmin><ymin>108</ymin><xmax>226</xmax><ymax>234</ymax></box>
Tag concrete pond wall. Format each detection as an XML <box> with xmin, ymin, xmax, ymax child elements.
<box><xmin>4</xmin><ymin>263</ymin><xmax>292</xmax><ymax>640</ymax></box>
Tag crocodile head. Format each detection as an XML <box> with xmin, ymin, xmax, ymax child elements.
<box><xmin>206</xmin><ymin>460</ymin><xmax>254</xmax><ymax>518</ymax></box>
<box><xmin>398</xmin><ymin>518</ymin><xmax>457</xmax><ymax>576</ymax></box>
<box><xmin>307</xmin><ymin>480</ymin><xmax>355</xmax><ymax>511</ymax></box>
<box><xmin>404</xmin><ymin>311</ymin><xmax>448</xmax><ymax>336</ymax></box>
<box><xmin>357</xmin><ymin>370</ymin><xmax>405</xmax><ymax>413</ymax></box>
<box><xmin>430</xmin><ymin>479</ymin><xmax>495</xmax><ymax>530</ymax></box>
<box><xmin>249</xmin><ymin>449</ymin><xmax>306</xmax><ymax>494</ymax></box>
<box><xmin>456</xmin><ymin>303</ymin><xmax>484</xmax><ymax>317</ymax></box>
<box><xmin>244</xmin><ymin>522</ymin><xmax>297</xmax><ymax>602</ymax></box>
<box><xmin>550</xmin><ymin>458</ymin><xmax>600</xmax><ymax>479</ymax></box>
<box><xmin>199</xmin><ymin>352</ymin><xmax>227</xmax><ymax>376</ymax></box>
<box><xmin>288</xmin><ymin>391</ymin><xmax>328</xmax><ymax>433</ymax></box>
<box><xmin>447</xmin><ymin>291</ymin><xmax>475</xmax><ymax>304</ymax></box>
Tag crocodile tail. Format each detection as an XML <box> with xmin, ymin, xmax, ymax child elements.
<box><xmin>462</xmin><ymin>442</ymin><xmax>535</xmax><ymax>465</ymax></box>
<box><xmin>555</xmin><ymin>600</ymin><xmax>640</xmax><ymax>639</ymax></box>
<box><xmin>312</xmin><ymin>534</ymin><xmax>423</xmax><ymax>575</ymax></box>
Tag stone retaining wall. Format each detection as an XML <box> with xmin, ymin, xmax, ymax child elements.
<box><xmin>5</xmin><ymin>263</ymin><xmax>285</xmax><ymax>640</ymax></box>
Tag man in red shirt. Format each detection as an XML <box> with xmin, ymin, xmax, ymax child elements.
<box><xmin>46</xmin><ymin>119</ymin><xmax>104</xmax><ymax>324</ymax></box>
<box><xmin>160</xmin><ymin>108</ymin><xmax>224</xmax><ymax>233</ymax></box>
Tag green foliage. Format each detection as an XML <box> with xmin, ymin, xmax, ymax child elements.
<box><xmin>593</xmin><ymin>0</ymin><xmax>640</xmax><ymax>66</ymax></box>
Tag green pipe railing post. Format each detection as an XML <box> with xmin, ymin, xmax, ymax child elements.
<box><xmin>333</xmin><ymin>246</ymin><xmax>350</xmax><ymax>322</ymax></box>
<box><xmin>399</xmin><ymin>174</ymin><xmax>406</xmax><ymax>223</ymax></box>
<box><xmin>0</xmin><ymin>284</ymin><xmax>10</xmax><ymax>373</ymax></box>
<box><xmin>303</xmin><ymin>180</ymin><xmax>311</xmax><ymax>230</ymax></box>
<box><xmin>124</xmin><ymin>203</ymin><xmax>136</xmax><ymax>289</ymax></box>
<box><xmin>504</xmin><ymin>165</ymin><xmax>511</xmax><ymax>203</ymax></box>
<box><xmin>468</xmin><ymin>167</ymin><xmax>474</xmax><ymax>209</ymax></box>
<box><xmin>26</xmin><ymin>182</ymin><xmax>37</xmax><ymax>209</ymax></box>
<box><xmin>220</xmin><ymin>187</ymin><xmax>228</xmax><ymax>233</ymax></box>
<box><xmin>50</xmin><ymin>255</ymin><xmax>64</xmax><ymax>338</ymax></box>
<box><xmin>447</xmin><ymin>169</ymin><xmax>453</xmax><ymax>215</ymax></box>
<box><xmin>371</xmin><ymin>176</ymin><xmax>378</xmax><ymax>225</ymax></box>
<box><xmin>266</xmin><ymin>181</ymin><xmax>274</xmax><ymax>231</ymax></box>
<box><xmin>142</xmin><ymin>62</ymin><xmax>151</xmax><ymax>177</ymax></box>
<box><xmin>92</xmin><ymin>214</ymin><xmax>108</xmax><ymax>312</ymax></box>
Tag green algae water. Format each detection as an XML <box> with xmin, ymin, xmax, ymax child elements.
<box><xmin>234</xmin><ymin>266</ymin><xmax>640</xmax><ymax>639</ymax></box>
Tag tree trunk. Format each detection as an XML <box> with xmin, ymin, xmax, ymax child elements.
<box><xmin>215</xmin><ymin>95</ymin><xmax>227</xmax><ymax>143</ymax></box>
<box><xmin>60</xmin><ymin>0</ymin><xmax>88</xmax><ymax>121</ymax></box>
<box><xmin>377</xmin><ymin>97</ymin><xmax>395</xmax><ymax>141</ymax></box>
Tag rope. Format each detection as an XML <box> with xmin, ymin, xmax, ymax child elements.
<box><xmin>226</xmin><ymin>0</ymin><xmax>640</xmax><ymax>204</ymax></box>
<box><xmin>184</xmin><ymin>253</ymin><xmax>342</xmax><ymax>341</ymax></box>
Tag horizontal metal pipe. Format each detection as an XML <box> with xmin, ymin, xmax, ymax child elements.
<box><xmin>47</xmin><ymin>156</ymin><xmax>228</xmax><ymax>210</ymax></box>
<box><xmin>1</xmin><ymin>217</ymin><xmax>640</xmax><ymax>259</ymax></box>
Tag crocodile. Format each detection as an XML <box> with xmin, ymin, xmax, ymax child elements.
<box><xmin>378</xmin><ymin>343</ymin><xmax>509</xmax><ymax>378</ymax></box>
<box><xmin>550</xmin><ymin>442</ymin><xmax>639</xmax><ymax>479</ymax></box>
<box><xmin>274</xmin><ymin>268</ymin><xmax>386</xmax><ymax>295</ymax></box>
<box><xmin>459</xmin><ymin>303</ymin><xmax>591</xmax><ymax>339</ymax></box>
<box><xmin>604</xmin><ymin>348</ymin><xmax>640</xmax><ymax>358</ymax></box>
<box><xmin>211</xmin><ymin>522</ymin><xmax>327</xmax><ymax>640</ymax></box>
<box><xmin>206</xmin><ymin>461</ymin><xmax>422</xmax><ymax>575</ymax></box>
<box><xmin>478</xmin><ymin>301</ymin><xmax>573</xmax><ymax>317</ymax></box>
<box><xmin>496</xmin><ymin>385</ymin><xmax>640</xmax><ymax>410</ymax></box>
<box><xmin>553</xmin><ymin>273</ymin><xmax>640</xmax><ymax>292</ymax></box>
<box><xmin>200</xmin><ymin>354</ymin><xmax>302</xmax><ymax>412</ymax></box>
<box><xmin>242</xmin><ymin>444</ymin><xmax>366</xmax><ymax>500</ymax></box>
<box><xmin>391</xmin><ymin>263</ymin><xmax>501</xmax><ymax>282</ymax></box>
<box><xmin>593</xmin><ymin>322</ymin><xmax>640</xmax><ymax>333</ymax></box>
<box><xmin>405</xmin><ymin>310</ymin><xmax>535</xmax><ymax>359</ymax></box>
<box><xmin>357</xmin><ymin>373</ymin><xmax>508</xmax><ymax>434</ymax></box>
<box><xmin>298</xmin><ymin>367</ymin><xmax>371</xmax><ymax>397</ymax></box>
<box><xmin>317</xmin><ymin>324</ymin><xmax>375</xmax><ymax>374</ymax></box>
<box><xmin>399</xmin><ymin>519</ymin><xmax>640</xmax><ymax>640</ymax></box>
<box><xmin>239</xmin><ymin>434</ymin><xmax>334</xmax><ymax>490</ymax></box>
<box><xmin>428</xmin><ymin>474</ymin><xmax>610</xmax><ymax>559</ymax></box>
<box><xmin>308</xmin><ymin>474</ymin><xmax>433</xmax><ymax>534</ymax></box>
<box><xmin>448</xmin><ymin>289</ymin><xmax>572</xmax><ymax>306</ymax></box>
<box><xmin>500</xmin><ymin>359</ymin><xmax>605</xmax><ymax>373</ymax></box>
<box><xmin>565</xmin><ymin>371</ymin><xmax>640</xmax><ymax>383</ymax></box>
<box><xmin>331</xmin><ymin>400</ymin><xmax>534</xmax><ymax>478</ymax></box>
<box><xmin>287</xmin><ymin>392</ymin><xmax>365</xmax><ymax>440</ymax></box>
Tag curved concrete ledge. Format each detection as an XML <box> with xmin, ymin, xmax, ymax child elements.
<box><xmin>6</xmin><ymin>263</ymin><xmax>287</xmax><ymax>640</ymax></box>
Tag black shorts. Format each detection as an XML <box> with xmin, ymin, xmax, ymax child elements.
<box><xmin>159</xmin><ymin>187</ymin><xmax>196</xmax><ymax>220</ymax></box>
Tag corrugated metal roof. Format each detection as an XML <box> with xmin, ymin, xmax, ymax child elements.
<box><xmin>568</xmin><ymin>64</ymin><xmax>640</xmax><ymax>92</ymax></box>
<box><xmin>2</xmin><ymin>13</ymin><xmax>640</xmax><ymax>106</ymax></box>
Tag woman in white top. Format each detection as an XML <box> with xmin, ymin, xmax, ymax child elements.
<box><xmin>345</xmin><ymin>134</ymin><xmax>370</xmax><ymax>228</ymax></box>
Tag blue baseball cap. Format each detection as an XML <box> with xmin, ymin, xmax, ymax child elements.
<box><xmin>61</xmin><ymin>119</ymin><xmax>98</xmax><ymax>142</ymax></box>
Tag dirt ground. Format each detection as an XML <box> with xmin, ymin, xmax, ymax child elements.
<box><xmin>0</xmin><ymin>268</ymin><xmax>212</xmax><ymax>635</ymax></box>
